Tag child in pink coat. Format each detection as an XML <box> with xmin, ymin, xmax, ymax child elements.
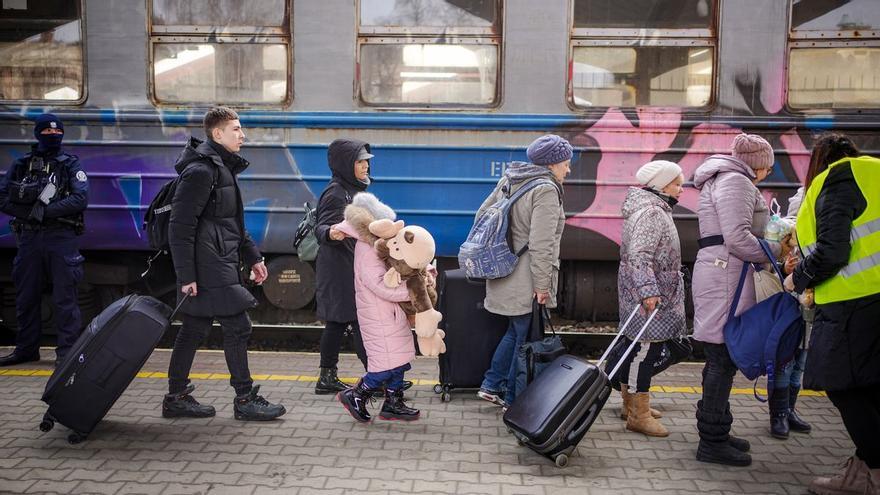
<box><xmin>331</xmin><ymin>193</ymin><xmax>426</xmax><ymax>422</ymax></box>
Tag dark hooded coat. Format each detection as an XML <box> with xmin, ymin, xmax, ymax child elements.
<box><xmin>169</xmin><ymin>137</ymin><xmax>261</xmax><ymax>317</ymax></box>
<box><xmin>314</xmin><ymin>139</ymin><xmax>371</xmax><ymax>323</ymax></box>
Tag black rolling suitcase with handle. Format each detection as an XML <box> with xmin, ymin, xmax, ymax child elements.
<box><xmin>434</xmin><ymin>269</ymin><xmax>509</xmax><ymax>402</ymax></box>
<box><xmin>503</xmin><ymin>305</ymin><xmax>659</xmax><ymax>467</ymax></box>
<box><xmin>40</xmin><ymin>293</ymin><xmax>185</xmax><ymax>443</ymax></box>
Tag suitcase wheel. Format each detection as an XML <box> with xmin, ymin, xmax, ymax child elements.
<box><xmin>67</xmin><ymin>432</ymin><xmax>87</xmax><ymax>445</ymax></box>
<box><xmin>38</xmin><ymin>413</ymin><xmax>54</xmax><ymax>433</ymax></box>
<box><xmin>554</xmin><ymin>453</ymin><xmax>569</xmax><ymax>468</ymax></box>
<box><xmin>433</xmin><ymin>384</ymin><xmax>443</xmax><ymax>394</ymax></box>
<box><xmin>441</xmin><ymin>392</ymin><xmax>451</xmax><ymax>402</ymax></box>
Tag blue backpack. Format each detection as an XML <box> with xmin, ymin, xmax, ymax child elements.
<box><xmin>723</xmin><ymin>240</ymin><xmax>805</xmax><ymax>401</ymax></box>
<box><xmin>459</xmin><ymin>178</ymin><xmax>558</xmax><ymax>280</ymax></box>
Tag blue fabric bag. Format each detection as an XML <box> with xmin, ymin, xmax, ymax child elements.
<box><xmin>722</xmin><ymin>240</ymin><xmax>805</xmax><ymax>401</ymax></box>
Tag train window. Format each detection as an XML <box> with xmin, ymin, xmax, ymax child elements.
<box><xmin>790</xmin><ymin>0</ymin><xmax>880</xmax><ymax>37</ymax></box>
<box><xmin>571</xmin><ymin>44</ymin><xmax>712</xmax><ymax>107</ymax></box>
<box><xmin>569</xmin><ymin>0</ymin><xmax>716</xmax><ymax>109</ymax></box>
<box><xmin>0</xmin><ymin>0</ymin><xmax>84</xmax><ymax>102</ymax></box>
<box><xmin>151</xmin><ymin>0</ymin><xmax>287</xmax><ymax>33</ymax></box>
<box><xmin>148</xmin><ymin>0</ymin><xmax>290</xmax><ymax>106</ymax></box>
<box><xmin>357</xmin><ymin>0</ymin><xmax>501</xmax><ymax>107</ymax></box>
<box><xmin>573</xmin><ymin>0</ymin><xmax>714</xmax><ymax>34</ymax></box>
<box><xmin>787</xmin><ymin>0</ymin><xmax>880</xmax><ymax>110</ymax></box>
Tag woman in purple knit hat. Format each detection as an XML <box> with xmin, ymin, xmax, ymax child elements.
<box><xmin>475</xmin><ymin>134</ymin><xmax>572</xmax><ymax>408</ymax></box>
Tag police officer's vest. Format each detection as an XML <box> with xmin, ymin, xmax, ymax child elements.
<box><xmin>796</xmin><ymin>155</ymin><xmax>880</xmax><ymax>304</ymax></box>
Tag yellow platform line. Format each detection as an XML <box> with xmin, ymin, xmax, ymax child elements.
<box><xmin>0</xmin><ymin>369</ymin><xmax>827</xmax><ymax>396</ymax></box>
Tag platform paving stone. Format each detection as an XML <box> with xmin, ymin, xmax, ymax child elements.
<box><xmin>0</xmin><ymin>347</ymin><xmax>853</xmax><ymax>494</ymax></box>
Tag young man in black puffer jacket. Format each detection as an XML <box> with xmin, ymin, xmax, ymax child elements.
<box><xmin>161</xmin><ymin>107</ymin><xmax>285</xmax><ymax>421</ymax></box>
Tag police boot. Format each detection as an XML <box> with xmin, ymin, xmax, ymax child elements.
<box><xmin>315</xmin><ymin>367</ymin><xmax>347</xmax><ymax>395</ymax></box>
<box><xmin>769</xmin><ymin>387</ymin><xmax>790</xmax><ymax>439</ymax></box>
<box><xmin>0</xmin><ymin>350</ymin><xmax>40</xmax><ymax>367</ymax></box>
<box><xmin>233</xmin><ymin>385</ymin><xmax>286</xmax><ymax>421</ymax></box>
<box><xmin>379</xmin><ymin>388</ymin><xmax>420</xmax><ymax>421</ymax></box>
<box><xmin>338</xmin><ymin>380</ymin><xmax>379</xmax><ymax>423</ymax></box>
<box><xmin>162</xmin><ymin>385</ymin><xmax>216</xmax><ymax>418</ymax></box>
<box><xmin>788</xmin><ymin>386</ymin><xmax>812</xmax><ymax>434</ymax></box>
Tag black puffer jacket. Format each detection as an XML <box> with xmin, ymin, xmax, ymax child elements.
<box><xmin>796</xmin><ymin>161</ymin><xmax>880</xmax><ymax>392</ymax></box>
<box><xmin>314</xmin><ymin>139</ymin><xmax>371</xmax><ymax>323</ymax></box>
<box><xmin>169</xmin><ymin>137</ymin><xmax>262</xmax><ymax>317</ymax></box>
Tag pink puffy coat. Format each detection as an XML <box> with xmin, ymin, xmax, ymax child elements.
<box><xmin>335</xmin><ymin>220</ymin><xmax>415</xmax><ymax>373</ymax></box>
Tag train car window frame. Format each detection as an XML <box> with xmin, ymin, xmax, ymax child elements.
<box><xmin>0</xmin><ymin>0</ymin><xmax>87</xmax><ymax>105</ymax></box>
<box><xmin>786</xmin><ymin>1</ymin><xmax>880</xmax><ymax>112</ymax></box>
<box><xmin>355</xmin><ymin>0</ymin><xmax>503</xmax><ymax>110</ymax></box>
<box><xmin>146</xmin><ymin>0</ymin><xmax>292</xmax><ymax>108</ymax></box>
<box><xmin>567</xmin><ymin>0</ymin><xmax>718</xmax><ymax>111</ymax></box>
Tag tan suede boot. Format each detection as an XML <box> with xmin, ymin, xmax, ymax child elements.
<box><xmin>620</xmin><ymin>387</ymin><xmax>662</xmax><ymax>420</ymax></box>
<box><xmin>808</xmin><ymin>456</ymin><xmax>869</xmax><ymax>495</ymax></box>
<box><xmin>625</xmin><ymin>392</ymin><xmax>668</xmax><ymax>437</ymax></box>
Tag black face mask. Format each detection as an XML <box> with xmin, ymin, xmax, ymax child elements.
<box><xmin>36</xmin><ymin>134</ymin><xmax>63</xmax><ymax>152</ymax></box>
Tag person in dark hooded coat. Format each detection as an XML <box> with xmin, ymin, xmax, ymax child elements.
<box><xmin>162</xmin><ymin>107</ymin><xmax>285</xmax><ymax>422</ymax></box>
<box><xmin>313</xmin><ymin>138</ymin><xmax>374</xmax><ymax>394</ymax></box>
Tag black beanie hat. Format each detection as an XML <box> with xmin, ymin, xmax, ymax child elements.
<box><xmin>34</xmin><ymin>113</ymin><xmax>64</xmax><ymax>138</ymax></box>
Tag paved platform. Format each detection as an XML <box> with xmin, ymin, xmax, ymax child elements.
<box><xmin>0</xmin><ymin>346</ymin><xmax>853</xmax><ymax>495</ymax></box>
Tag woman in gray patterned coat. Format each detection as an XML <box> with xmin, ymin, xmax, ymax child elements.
<box><xmin>610</xmin><ymin>160</ymin><xmax>686</xmax><ymax>438</ymax></box>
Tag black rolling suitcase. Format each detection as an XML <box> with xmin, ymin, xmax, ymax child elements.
<box><xmin>434</xmin><ymin>269</ymin><xmax>509</xmax><ymax>402</ymax></box>
<box><xmin>503</xmin><ymin>305</ymin><xmax>659</xmax><ymax>467</ymax></box>
<box><xmin>40</xmin><ymin>294</ymin><xmax>183</xmax><ymax>443</ymax></box>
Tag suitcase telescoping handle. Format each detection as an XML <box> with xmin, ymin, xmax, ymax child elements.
<box><xmin>169</xmin><ymin>289</ymin><xmax>193</xmax><ymax>322</ymax></box>
<box><xmin>597</xmin><ymin>304</ymin><xmax>661</xmax><ymax>382</ymax></box>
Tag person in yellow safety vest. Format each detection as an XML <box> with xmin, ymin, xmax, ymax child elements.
<box><xmin>783</xmin><ymin>133</ymin><xmax>880</xmax><ymax>495</ymax></box>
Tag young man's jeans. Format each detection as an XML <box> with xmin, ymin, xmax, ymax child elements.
<box><xmin>363</xmin><ymin>363</ymin><xmax>411</xmax><ymax>390</ymax></box>
<box><xmin>168</xmin><ymin>312</ymin><xmax>254</xmax><ymax>396</ymax></box>
<box><xmin>480</xmin><ymin>314</ymin><xmax>531</xmax><ymax>404</ymax></box>
<box><xmin>696</xmin><ymin>342</ymin><xmax>739</xmax><ymax>442</ymax></box>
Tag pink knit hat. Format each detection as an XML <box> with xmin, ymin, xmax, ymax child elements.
<box><xmin>731</xmin><ymin>133</ymin><xmax>774</xmax><ymax>170</ymax></box>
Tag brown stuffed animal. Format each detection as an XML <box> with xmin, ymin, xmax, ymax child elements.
<box><xmin>369</xmin><ymin>219</ymin><xmax>445</xmax><ymax>357</ymax></box>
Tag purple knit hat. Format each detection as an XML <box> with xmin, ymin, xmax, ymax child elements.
<box><xmin>527</xmin><ymin>134</ymin><xmax>573</xmax><ymax>166</ymax></box>
<box><xmin>732</xmin><ymin>133</ymin><xmax>774</xmax><ymax>170</ymax></box>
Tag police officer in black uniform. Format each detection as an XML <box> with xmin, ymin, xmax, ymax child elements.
<box><xmin>0</xmin><ymin>114</ymin><xmax>88</xmax><ymax>367</ymax></box>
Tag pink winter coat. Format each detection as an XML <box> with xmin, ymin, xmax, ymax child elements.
<box><xmin>691</xmin><ymin>155</ymin><xmax>777</xmax><ymax>344</ymax></box>
<box><xmin>335</xmin><ymin>220</ymin><xmax>415</xmax><ymax>373</ymax></box>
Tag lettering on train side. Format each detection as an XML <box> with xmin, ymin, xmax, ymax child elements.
<box><xmin>490</xmin><ymin>161</ymin><xmax>513</xmax><ymax>177</ymax></box>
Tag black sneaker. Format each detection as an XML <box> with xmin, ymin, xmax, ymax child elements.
<box><xmin>315</xmin><ymin>367</ymin><xmax>348</xmax><ymax>395</ymax></box>
<box><xmin>162</xmin><ymin>385</ymin><xmax>216</xmax><ymax>418</ymax></box>
<box><xmin>378</xmin><ymin>389</ymin><xmax>420</xmax><ymax>421</ymax></box>
<box><xmin>234</xmin><ymin>385</ymin><xmax>286</xmax><ymax>421</ymax></box>
<box><xmin>696</xmin><ymin>439</ymin><xmax>752</xmax><ymax>467</ymax></box>
<box><xmin>338</xmin><ymin>380</ymin><xmax>377</xmax><ymax>423</ymax></box>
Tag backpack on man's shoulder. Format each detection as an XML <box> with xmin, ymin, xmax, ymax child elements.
<box><xmin>142</xmin><ymin>164</ymin><xmax>218</xmax><ymax>252</ymax></box>
<box><xmin>458</xmin><ymin>178</ymin><xmax>559</xmax><ymax>280</ymax></box>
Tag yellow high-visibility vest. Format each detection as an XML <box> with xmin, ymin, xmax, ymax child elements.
<box><xmin>797</xmin><ymin>156</ymin><xmax>880</xmax><ymax>304</ymax></box>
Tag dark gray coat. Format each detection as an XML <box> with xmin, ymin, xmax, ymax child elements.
<box><xmin>314</xmin><ymin>139</ymin><xmax>370</xmax><ymax>323</ymax></box>
<box><xmin>169</xmin><ymin>137</ymin><xmax>261</xmax><ymax>317</ymax></box>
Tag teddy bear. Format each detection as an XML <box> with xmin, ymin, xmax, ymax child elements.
<box><xmin>369</xmin><ymin>218</ymin><xmax>446</xmax><ymax>357</ymax></box>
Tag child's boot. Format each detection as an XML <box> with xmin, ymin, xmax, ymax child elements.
<box><xmin>379</xmin><ymin>388</ymin><xmax>420</xmax><ymax>421</ymax></box>
<box><xmin>338</xmin><ymin>380</ymin><xmax>377</xmax><ymax>423</ymax></box>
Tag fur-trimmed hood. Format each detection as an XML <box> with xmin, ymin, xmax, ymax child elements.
<box><xmin>334</xmin><ymin>192</ymin><xmax>396</xmax><ymax>245</ymax></box>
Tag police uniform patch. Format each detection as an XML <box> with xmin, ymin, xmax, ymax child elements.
<box><xmin>76</xmin><ymin>171</ymin><xmax>87</xmax><ymax>182</ymax></box>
